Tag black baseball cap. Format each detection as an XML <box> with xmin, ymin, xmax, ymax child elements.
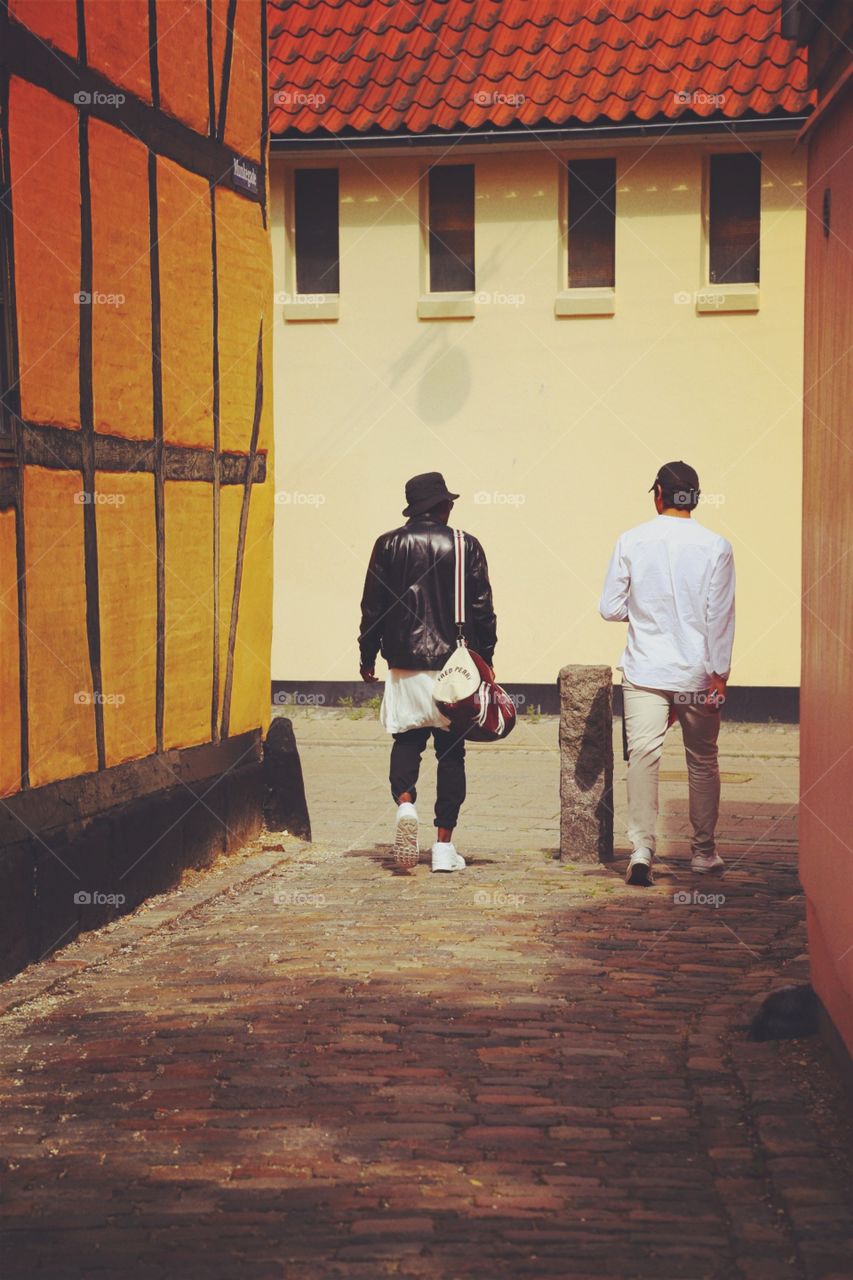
<box><xmin>650</xmin><ymin>460</ymin><xmax>700</xmax><ymax>508</ymax></box>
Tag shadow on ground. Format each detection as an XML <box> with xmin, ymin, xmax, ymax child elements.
<box><xmin>0</xmin><ymin>845</ymin><xmax>848</xmax><ymax>1280</ymax></box>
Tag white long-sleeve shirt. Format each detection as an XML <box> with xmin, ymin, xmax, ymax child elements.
<box><xmin>599</xmin><ymin>515</ymin><xmax>735</xmax><ymax>692</ymax></box>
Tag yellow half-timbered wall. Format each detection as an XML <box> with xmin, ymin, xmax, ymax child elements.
<box><xmin>0</xmin><ymin>0</ymin><xmax>273</xmax><ymax>798</ymax></box>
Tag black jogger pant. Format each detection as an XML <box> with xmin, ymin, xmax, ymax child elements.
<box><xmin>390</xmin><ymin>726</ymin><xmax>467</xmax><ymax>830</ymax></box>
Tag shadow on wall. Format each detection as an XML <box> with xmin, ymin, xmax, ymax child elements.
<box><xmin>384</xmin><ymin>241</ymin><xmax>508</xmax><ymax>424</ymax></box>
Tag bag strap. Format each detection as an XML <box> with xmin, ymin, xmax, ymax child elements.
<box><xmin>453</xmin><ymin>527</ymin><xmax>465</xmax><ymax>644</ymax></box>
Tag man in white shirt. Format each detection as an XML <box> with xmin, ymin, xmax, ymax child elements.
<box><xmin>599</xmin><ymin>461</ymin><xmax>735</xmax><ymax>887</ymax></box>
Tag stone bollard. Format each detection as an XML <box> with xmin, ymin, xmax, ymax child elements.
<box><xmin>263</xmin><ymin>717</ymin><xmax>312</xmax><ymax>840</ymax></box>
<box><xmin>559</xmin><ymin>665</ymin><xmax>613</xmax><ymax>863</ymax></box>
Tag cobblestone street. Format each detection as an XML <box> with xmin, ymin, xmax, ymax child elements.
<box><xmin>2</xmin><ymin>713</ymin><xmax>852</xmax><ymax>1280</ymax></box>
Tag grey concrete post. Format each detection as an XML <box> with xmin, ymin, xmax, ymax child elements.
<box><xmin>559</xmin><ymin>665</ymin><xmax>614</xmax><ymax>863</ymax></box>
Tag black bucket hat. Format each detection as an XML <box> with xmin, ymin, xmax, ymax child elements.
<box><xmin>402</xmin><ymin>471</ymin><xmax>460</xmax><ymax>517</ymax></box>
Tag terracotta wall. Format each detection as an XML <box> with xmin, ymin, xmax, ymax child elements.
<box><xmin>0</xmin><ymin>0</ymin><xmax>273</xmax><ymax>799</ymax></box>
<box><xmin>800</xmin><ymin>88</ymin><xmax>853</xmax><ymax>1056</ymax></box>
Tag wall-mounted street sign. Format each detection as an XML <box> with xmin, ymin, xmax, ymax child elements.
<box><xmin>232</xmin><ymin>155</ymin><xmax>261</xmax><ymax>198</ymax></box>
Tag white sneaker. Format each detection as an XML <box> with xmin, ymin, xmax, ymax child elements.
<box><xmin>431</xmin><ymin>841</ymin><xmax>466</xmax><ymax>873</ymax></box>
<box><xmin>626</xmin><ymin>848</ymin><xmax>654</xmax><ymax>887</ymax></box>
<box><xmin>691</xmin><ymin>851</ymin><xmax>725</xmax><ymax>874</ymax></box>
<box><xmin>393</xmin><ymin>802</ymin><xmax>420</xmax><ymax>867</ymax></box>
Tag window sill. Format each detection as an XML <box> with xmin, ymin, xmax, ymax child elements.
<box><xmin>555</xmin><ymin>287</ymin><xmax>615</xmax><ymax>317</ymax></box>
<box><xmin>282</xmin><ymin>297</ymin><xmax>340</xmax><ymax>321</ymax></box>
<box><xmin>696</xmin><ymin>285</ymin><xmax>759</xmax><ymax>314</ymax></box>
<box><xmin>417</xmin><ymin>293</ymin><xmax>476</xmax><ymax>320</ymax></box>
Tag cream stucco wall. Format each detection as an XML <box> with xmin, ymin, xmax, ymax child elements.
<box><xmin>270</xmin><ymin>138</ymin><xmax>806</xmax><ymax>686</ymax></box>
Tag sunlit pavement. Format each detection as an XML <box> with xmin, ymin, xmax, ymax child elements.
<box><xmin>1</xmin><ymin>714</ymin><xmax>851</xmax><ymax>1280</ymax></box>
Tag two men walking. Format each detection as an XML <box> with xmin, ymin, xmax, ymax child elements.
<box><xmin>359</xmin><ymin>462</ymin><xmax>734</xmax><ymax>884</ymax></box>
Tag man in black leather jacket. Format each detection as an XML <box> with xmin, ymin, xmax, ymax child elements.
<box><xmin>359</xmin><ymin>472</ymin><xmax>497</xmax><ymax>873</ymax></box>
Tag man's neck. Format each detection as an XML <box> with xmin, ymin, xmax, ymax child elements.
<box><xmin>660</xmin><ymin>508</ymin><xmax>691</xmax><ymax>519</ymax></box>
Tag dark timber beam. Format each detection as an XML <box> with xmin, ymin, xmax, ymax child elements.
<box><xmin>2</xmin><ymin>15</ymin><xmax>263</xmax><ymax>205</ymax></box>
<box><xmin>19</xmin><ymin>421</ymin><xmax>267</xmax><ymax>484</ymax></box>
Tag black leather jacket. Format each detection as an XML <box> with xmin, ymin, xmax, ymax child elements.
<box><xmin>359</xmin><ymin>515</ymin><xmax>497</xmax><ymax>671</ymax></box>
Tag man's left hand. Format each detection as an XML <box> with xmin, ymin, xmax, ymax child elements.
<box><xmin>360</xmin><ymin>665</ymin><xmax>380</xmax><ymax>684</ymax></box>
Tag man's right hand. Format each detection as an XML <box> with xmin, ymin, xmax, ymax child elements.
<box><xmin>360</xmin><ymin>665</ymin><xmax>380</xmax><ymax>684</ymax></box>
<box><xmin>707</xmin><ymin>673</ymin><xmax>727</xmax><ymax>707</ymax></box>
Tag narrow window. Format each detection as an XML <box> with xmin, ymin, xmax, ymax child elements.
<box><xmin>294</xmin><ymin>168</ymin><xmax>339</xmax><ymax>294</ymax></box>
<box><xmin>428</xmin><ymin>164</ymin><xmax>475</xmax><ymax>292</ymax></box>
<box><xmin>709</xmin><ymin>153</ymin><xmax>760</xmax><ymax>284</ymax></box>
<box><xmin>567</xmin><ymin>158</ymin><xmax>616</xmax><ymax>288</ymax></box>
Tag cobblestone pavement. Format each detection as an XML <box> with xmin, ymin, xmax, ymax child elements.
<box><xmin>2</xmin><ymin>713</ymin><xmax>852</xmax><ymax>1280</ymax></box>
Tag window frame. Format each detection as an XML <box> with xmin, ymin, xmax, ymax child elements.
<box><xmin>697</xmin><ymin>149</ymin><xmax>761</xmax><ymax>313</ymax></box>
<box><xmin>556</xmin><ymin>152</ymin><xmax>617</xmax><ymax>317</ymax></box>
<box><xmin>418</xmin><ymin>161</ymin><xmax>476</xmax><ymax>319</ymax></box>
<box><xmin>282</xmin><ymin>164</ymin><xmax>341</xmax><ymax>321</ymax></box>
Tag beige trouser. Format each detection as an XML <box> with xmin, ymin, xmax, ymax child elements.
<box><xmin>622</xmin><ymin>679</ymin><xmax>721</xmax><ymax>857</ymax></box>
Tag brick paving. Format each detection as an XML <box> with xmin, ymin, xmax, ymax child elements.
<box><xmin>1</xmin><ymin>713</ymin><xmax>852</xmax><ymax>1280</ymax></box>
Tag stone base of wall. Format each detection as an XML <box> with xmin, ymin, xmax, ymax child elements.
<box><xmin>0</xmin><ymin>731</ymin><xmax>268</xmax><ymax>980</ymax></box>
<box><xmin>273</xmin><ymin>681</ymin><xmax>800</xmax><ymax>722</ymax></box>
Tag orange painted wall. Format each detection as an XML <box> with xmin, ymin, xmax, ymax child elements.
<box><xmin>0</xmin><ymin>508</ymin><xmax>21</xmax><ymax>797</ymax></box>
<box><xmin>3</xmin><ymin>0</ymin><xmax>273</xmax><ymax>798</ymax></box>
<box><xmin>84</xmin><ymin>0</ymin><xmax>151</xmax><ymax>104</ymax></box>
<box><xmin>96</xmin><ymin>473</ymin><xmax>158</xmax><ymax>767</ymax></box>
<box><xmin>158</xmin><ymin>158</ymin><xmax>215</xmax><ymax>450</ymax></box>
<box><xmin>157</xmin><ymin>0</ymin><xmax>209</xmax><ymax>135</ymax></box>
<box><xmin>23</xmin><ymin>468</ymin><xmax>98</xmax><ymax>788</ymax></box>
<box><xmin>224</xmin><ymin>0</ymin><xmax>264</xmax><ymax>162</ymax></box>
<box><xmin>163</xmin><ymin>481</ymin><xmax>215</xmax><ymax>750</ymax></box>
<box><xmin>800</xmin><ymin>89</ymin><xmax>853</xmax><ymax>1058</ymax></box>
<box><xmin>90</xmin><ymin>120</ymin><xmax>153</xmax><ymax>441</ymax></box>
<box><xmin>216</xmin><ymin>187</ymin><xmax>271</xmax><ymax>453</ymax></box>
<box><xmin>8</xmin><ymin>0</ymin><xmax>77</xmax><ymax>56</ymax></box>
<box><xmin>7</xmin><ymin>77</ymin><xmax>81</xmax><ymax>428</ymax></box>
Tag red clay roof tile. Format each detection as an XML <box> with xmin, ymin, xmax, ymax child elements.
<box><xmin>269</xmin><ymin>0</ymin><xmax>812</xmax><ymax>136</ymax></box>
